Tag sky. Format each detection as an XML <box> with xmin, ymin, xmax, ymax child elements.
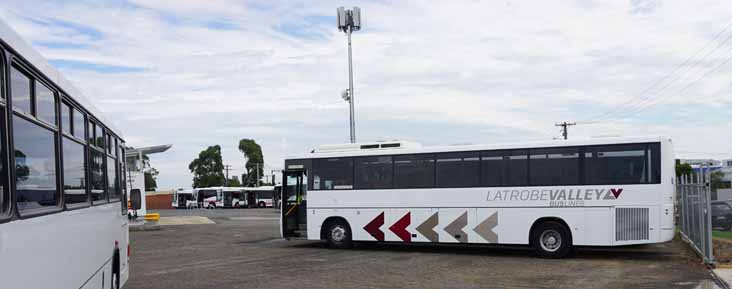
<box><xmin>2</xmin><ymin>0</ymin><xmax>732</xmax><ymax>189</ymax></box>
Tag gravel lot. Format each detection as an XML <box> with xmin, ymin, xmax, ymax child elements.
<box><xmin>125</xmin><ymin>209</ymin><xmax>718</xmax><ymax>289</ymax></box>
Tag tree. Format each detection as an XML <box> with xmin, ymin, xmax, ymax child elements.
<box><xmin>226</xmin><ymin>176</ymin><xmax>242</xmax><ymax>187</ymax></box>
<box><xmin>711</xmin><ymin>171</ymin><xmax>730</xmax><ymax>192</ymax></box>
<box><xmin>238</xmin><ymin>139</ymin><xmax>264</xmax><ymax>187</ymax></box>
<box><xmin>676</xmin><ymin>163</ymin><xmax>693</xmax><ymax>177</ymax></box>
<box><xmin>145</xmin><ymin>168</ymin><xmax>159</xmax><ymax>191</ymax></box>
<box><xmin>189</xmin><ymin>145</ymin><xmax>225</xmax><ymax>188</ymax></box>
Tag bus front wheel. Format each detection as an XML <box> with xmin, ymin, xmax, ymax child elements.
<box><xmin>531</xmin><ymin>221</ymin><xmax>572</xmax><ymax>258</ymax></box>
<box><xmin>324</xmin><ymin>219</ymin><xmax>353</xmax><ymax>249</ymax></box>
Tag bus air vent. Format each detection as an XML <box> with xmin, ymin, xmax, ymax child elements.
<box><xmin>615</xmin><ymin>208</ymin><xmax>649</xmax><ymax>241</ymax></box>
<box><xmin>360</xmin><ymin>144</ymin><xmax>380</xmax><ymax>149</ymax></box>
<box><xmin>380</xmin><ymin>143</ymin><xmax>401</xmax><ymax>148</ymax></box>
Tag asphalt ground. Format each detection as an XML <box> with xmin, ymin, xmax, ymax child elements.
<box><xmin>126</xmin><ymin>208</ymin><xmax>718</xmax><ymax>289</ymax></box>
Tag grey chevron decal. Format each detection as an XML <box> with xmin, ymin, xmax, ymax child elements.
<box><xmin>473</xmin><ymin>212</ymin><xmax>498</xmax><ymax>243</ymax></box>
<box><xmin>444</xmin><ymin>211</ymin><xmax>468</xmax><ymax>243</ymax></box>
<box><xmin>416</xmin><ymin>212</ymin><xmax>439</xmax><ymax>242</ymax></box>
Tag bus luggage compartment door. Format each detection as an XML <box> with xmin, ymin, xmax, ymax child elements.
<box><xmin>282</xmin><ymin>170</ymin><xmax>307</xmax><ymax>239</ymax></box>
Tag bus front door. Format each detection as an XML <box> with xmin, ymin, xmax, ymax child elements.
<box><xmin>282</xmin><ymin>170</ymin><xmax>307</xmax><ymax>239</ymax></box>
<box><xmin>223</xmin><ymin>191</ymin><xmax>233</xmax><ymax>207</ymax></box>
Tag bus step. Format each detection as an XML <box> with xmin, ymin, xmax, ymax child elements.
<box><xmin>298</xmin><ymin>224</ymin><xmax>307</xmax><ymax>231</ymax></box>
<box><xmin>294</xmin><ymin>230</ymin><xmax>307</xmax><ymax>237</ymax></box>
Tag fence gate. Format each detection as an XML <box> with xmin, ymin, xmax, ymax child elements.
<box><xmin>677</xmin><ymin>170</ymin><xmax>714</xmax><ymax>265</ymax></box>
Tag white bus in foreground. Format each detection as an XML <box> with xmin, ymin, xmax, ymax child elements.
<box><xmin>0</xmin><ymin>19</ymin><xmax>129</xmax><ymax>288</ymax></box>
<box><xmin>281</xmin><ymin>137</ymin><xmax>674</xmax><ymax>258</ymax></box>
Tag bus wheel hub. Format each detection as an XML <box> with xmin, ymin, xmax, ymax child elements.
<box><xmin>331</xmin><ymin>226</ymin><xmax>346</xmax><ymax>242</ymax></box>
<box><xmin>540</xmin><ymin>230</ymin><xmax>561</xmax><ymax>252</ymax></box>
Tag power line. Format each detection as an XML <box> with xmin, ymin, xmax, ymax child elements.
<box><xmin>611</xmin><ymin>44</ymin><xmax>732</xmax><ymax>119</ymax></box>
<box><xmin>584</xmin><ymin>20</ymin><xmax>732</xmax><ymax>123</ymax></box>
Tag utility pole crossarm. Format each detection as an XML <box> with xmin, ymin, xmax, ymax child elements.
<box><xmin>555</xmin><ymin>122</ymin><xmax>576</xmax><ymax>140</ymax></box>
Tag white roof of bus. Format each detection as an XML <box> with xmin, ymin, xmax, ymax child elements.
<box><xmin>242</xmin><ymin>186</ymin><xmax>275</xmax><ymax>191</ymax></box>
<box><xmin>287</xmin><ymin>136</ymin><xmax>671</xmax><ymax>159</ymax></box>
<box><xmin>192</xmin><ymin>186</ymin><xmax>275</xmax><ymax>191</ymax></box>
<box><xmin>0</xmin><ymin>19</ymin><xmax>123</xmax><ymax>138</ymax></box>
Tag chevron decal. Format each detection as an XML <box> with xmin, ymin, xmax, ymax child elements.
<box><xmin>416</xmin><ymin>212</ymin><xmax>439</xmax><ymax>242</ymax></box>
<box><xmin>364</xmin><ymin>212</ymin><xmax>385</xmax><ymax>241</ymax></box>
<box><xmin>444</xmin><ymin>211</ymin><xmax>468</xmax><ymax>243</ymax></box>
<box><xmin>389</xmin><ymin>212</ymin><xmax>411</xmax><ymax>243</ymax></box>
<box><xmin>473</xmin><ymin>212</ymin><xmax>498</xmax><ymax>243</ymax></box>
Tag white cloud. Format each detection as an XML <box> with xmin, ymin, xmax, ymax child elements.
<box><xmin>2</xmin><ymin>0</ymin><xmax>732</xmax><ymax>189</ymax></box>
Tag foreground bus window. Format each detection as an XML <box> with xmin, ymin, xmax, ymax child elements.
<box><xmin>90</xmin><ymin>149</ymin><xmax>107</xmax><ymax>203</ymax></box>
<box><xmin>10</xmin><ymin>66</ymin><xmax>31</xmax><ymax>114</ymax></box>
<box><xmin>63</xmin><ymin>137</ymin><xmax>87</xmax><ymax>206</ymax></box>
<box><xmin>0</xmin><ymin>107</ymin><xmax>7</xmax><ymax>215</ymax></box>
<box><xmin>13</xmin><ymin>115</ymin><xmax>58</xmax><ymax>211</ymax></box>
<box><xmin>108</xmin><ymin>156</ymin><xmax>119</xmax><ymax>201</ymax></box>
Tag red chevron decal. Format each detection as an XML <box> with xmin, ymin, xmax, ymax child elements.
<box><xmin>611</xmin><ymin>188</ymin><xmax>623</xmax><ymax>199</ymax></box>
<box><xmin>389</xmin><ymin>212</ymin><xmax>411</xmax><ymax>243</ymax></box>
<box><xmin>364</xmin><ymin>212</ymin><xmax>385</xmax><ymax>241</ymax></box>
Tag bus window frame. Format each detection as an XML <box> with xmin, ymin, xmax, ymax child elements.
<box><xmin>8</xmin><ymin>57</ymin><xmax>63</xmax><ymax>219</ymax></box>
<box><xmin>62</xmin><ymin>134</ymin><xmax>90</xmax><ymax>211</ymax></box>
<box><xmin>0</xmin><ymin>48</ymin><xmax>12</xmax><ymax>223</ymax></box>
<box><xmin>61</xmin><ymin>97</ymin><xmax>92</xmax><ymax>210</ymax></box>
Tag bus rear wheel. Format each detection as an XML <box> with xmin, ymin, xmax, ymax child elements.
<box><xmin>531</xmin><ymin>221</ymin><xmax>572</xmax><ymax>258</ymax></box>
<box><xmin>325</xmin><ymin>219</ymin><xmax>352</xmax><ymax>249</ymax></box>
<box><xmin>258</xmin><ymin>201</ymin><xmax>266</xmax><ymax>208</ymax></box>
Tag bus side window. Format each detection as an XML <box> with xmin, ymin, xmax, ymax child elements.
<box><xmin>312</xmin><ymin>158</ymin><xmax>353</xmax><ymax>190</ymax></box>
<box><xmin>436</xmin><ymin>152</ymin><xmax>479</xmax><ymax>188</ymax></box>
<box><xmin>394</xmin><ymin>154</ymin><xmax>435</xmax><ymax>189</ymax></box>
<box><xmin>529</xmin><ymin>147</ymin><xmax>580</xmax><ymax>186</ymax></box>
<box><xmin>584</xmin><ymin>144</ymin><xmax>647</xmax><ymax>185</ymax></box>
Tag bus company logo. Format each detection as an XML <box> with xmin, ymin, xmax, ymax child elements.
<box><xmin>485</xmin><ymin>188</ymin><xmax>624</xmax><ymax>207</ymax></box>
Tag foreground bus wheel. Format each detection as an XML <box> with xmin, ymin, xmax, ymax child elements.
<box><xmin>258</xmin><ymin>201</ymin><xmax>266</xmax><ymax>208</ymax></box>
<box><xmin>532</xmin><ymin>221</ymin><xmax>572</xmax><ymax>258</ymax></box>
<box><xmin>325</xmin><ymin>220</ymin><xmax>353</xmax><ymax>249</ymax></box>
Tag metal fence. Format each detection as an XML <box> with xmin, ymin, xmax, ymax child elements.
<box><xmin>677</xmin><ymin>170</ymin><xmax>714</xmax><ymax>265</ymax></box>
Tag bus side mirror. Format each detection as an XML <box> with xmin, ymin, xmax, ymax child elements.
<box><xmin>130</xmin><ymin>189</ymin><xmax>142</xmax><ymax>210</ymax></box>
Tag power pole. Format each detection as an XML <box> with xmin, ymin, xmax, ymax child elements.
<box><xmin>223</xmin><ymin>164</ymin><xmax>232</xmax><ymax>186</ymax></box>
<box><xmin>255</xmin><ymin>163</ymin><xmax>260</xmax><ymax>187</ymax></box>
<box><xmin>555</xmin><ymin>122</ymin><xmax>576</xmax><ymax>140</ymax></box>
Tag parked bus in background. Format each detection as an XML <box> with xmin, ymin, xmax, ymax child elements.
<box><xmin>0</xmin><ymin>19</ymin><xmax>129</xmax><ymax>288</ymax></box>
<box><xmin>193</xmin><ymin>187</ymin><xmax>246</xmax><ymax>208</ymax></box>
<box><xmin>281</xmin><ymin>137</ymin><xmax>674</xmax><ymax>258</ymax></box>
<box><xmin>221</xmin><ymin>187</ymin><xmax>244</xmax><ymax>208</ymax></box>
<box><xmin>172</xmin><ymin>188</ymin><xmax>196</xmax><ymax>208</ymax></box>
<box><xmin>195</xmin><ymin>187</ymin><xmax>220</xmax><ymax>209</ymax></box>
<box><xmin>244</xmin><ymin>186</ymin><xmax>276</xmax><ymax>208</ymax></box>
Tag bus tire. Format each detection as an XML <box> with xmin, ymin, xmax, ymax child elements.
<box><xmin>324</xmin><ymin>219</ymin><xmax>353</xmax><ymax>249</ymax></box>
<box><xmin>258</xmin><ymin>201</ymin><xmax>266</xmax><ymax>208</ymax></box>
<box><xmin>531</xmin><ymin>221</ymin><xmax>572</xmax><ymax>258</ymax></box>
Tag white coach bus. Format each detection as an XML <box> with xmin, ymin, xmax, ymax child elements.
<box><xmin>244</xmin><ymin>186</ymin><xmax>276</xmax><ymax>208</ymax></box>
<box><xmin>0</xmin><ymin>20</ymin><xmax>129</xmax><ymax>288</ymax></box>
<box><xmin>281</xmin><ymin>137</ymin><xmax>674</xmax><ymax>258</ymax></box>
